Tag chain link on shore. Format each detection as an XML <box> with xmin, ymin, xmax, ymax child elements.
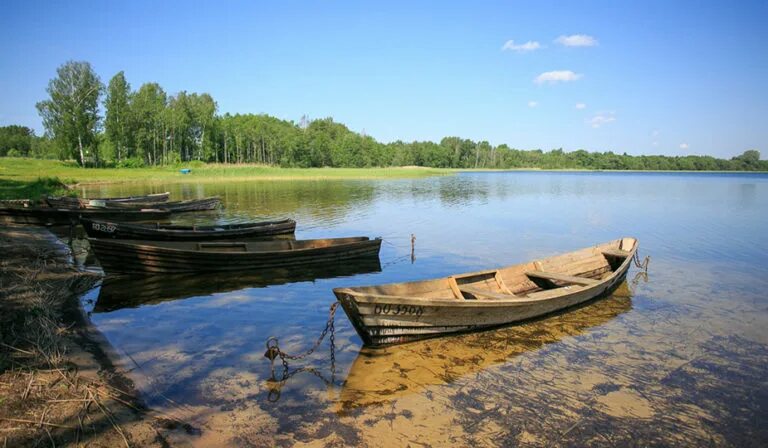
<box><xmin>263</xmin><ymin>302</ymin><xmax>338</xmax><ymax>400</ymax></box>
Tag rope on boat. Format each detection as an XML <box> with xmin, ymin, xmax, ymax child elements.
<box><xmin>632</xmin><ymin>250</ymin><xmax>650</xmax><ymax>273</ymax></box>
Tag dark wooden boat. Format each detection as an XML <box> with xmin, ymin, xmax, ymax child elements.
<box><xmin>94</xmin><ymin>259</ymin><xmax>382</xmax><ymax>312</ymax></box>
<box><xmin>333</xmin><ymin>237</ymin><xmax>638</xmax><ymax>347</ymax></box>
<box><xmin>0</xmin><ymin>206</ymin><xmax>172</xmax><ymax>226</ymax></box>
<box><xmin>80</xmin><ymin>218</ymin><xmax>296</xmax><ymax>240</ymax></box>
<box><xmin>46</xmin><ymin>192</ymin><xmax>170</xmax><ymax>209</ymax></box>
<box><xmin>96</xmin><ymin>196</ymin><xmax>221</xmax><ymax>212</ymax></box>
<box><xmin>88</xmin><ymin>236</ymin><xmax>383</xmax><ymax>274</ymax></box>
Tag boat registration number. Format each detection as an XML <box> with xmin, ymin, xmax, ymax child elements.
<box><xmin>374</xmin><ymin>304</ymin><xmax>424</xmax><ymax>317</ymax></box>
<box><xmin>92</xmin><ymin>223</ymin><xmax>117</xmax><ymax>233</ymax></box>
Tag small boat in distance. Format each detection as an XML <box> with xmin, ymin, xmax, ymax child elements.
<box><xmin>46</xmin><ymin>192</ymin><xmax>170</xmax><ymax>209</ymax></box>
<box><xmin>81</xmin><ymin>217</ymin><xmax>296</xmax><ymax>240</ymax></box>
<box><xmin>334</xmin><ymin>237</ymin><xmax>639</xmax><ymax>347</ymax></box>
<box><xmin>89</xmin><ymin>236</ymin><xmax>382</xmax><ymax>274</ymax></box>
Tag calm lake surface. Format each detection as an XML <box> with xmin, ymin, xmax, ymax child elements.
<box><xmin>77</xmin><ymin>172</ymin><xmax>768</xmax><ymax>447</ymax></box>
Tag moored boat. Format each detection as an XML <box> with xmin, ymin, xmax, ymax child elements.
<box><xmin>46</xmin><ymin>192</ymin><xmax>170</xmax><ymax>209</ymax></box>
<box><xmin>88</xmin><ymin>236</ymin><xmax>383</xmax><ymax>274</ymax></box>
<box><xmin>81</xmin><ymin>217</ymin><xmax>296</xmax><ymax>240</ymax></box>
<box><xmin>0</xmin><ymin>206</ymin><xmax>172</xmax><ymax>226</ymax></box>
<box><xmin>94</xmin><ymin>196</ymin><xmax>221</xmax><ymax>212</ymax></box>
<box><xmin>333</xmin><ymin>237</ymin><xmax>639</xmax><ymax>347</ymax></box>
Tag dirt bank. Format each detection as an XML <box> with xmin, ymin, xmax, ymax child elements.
<box><xmin>0</xmin><ymin>224</ymin><xmax>191</xmax><ymax>447</ymax></box>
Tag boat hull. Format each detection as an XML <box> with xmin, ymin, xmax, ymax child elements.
<box><xmin>0</xmin><ymin>207</ymin><xmax>172</xmax><ymax>226</ymax></box>
<box><xmin>97</xmin><ymin>197</ymin><xmax>221</xmax><ymax>212</ymax></box>
<box><xmin>334</xmin><ymin>238</ymin><xmax>638</xmax><ymax>347</ymax></box>
<box><xmin>88</xmin><ymin>237</ymin><xmax>382</xmax><ymax>274</ymax></box>
<box><xmin>46</xmin><ymin>192</ymin><xmax>170</xmax><ymax>209</ymax></box>
<box><xmin>80</xmin><ymin>218</ymin><xmax>296</xmax><ymax>240</ymax></box>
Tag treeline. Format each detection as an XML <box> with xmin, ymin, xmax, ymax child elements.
<box><xmin>1</xmin><ymin>60</ymin><xmax>766</xmax><ymax>171</ymax></box>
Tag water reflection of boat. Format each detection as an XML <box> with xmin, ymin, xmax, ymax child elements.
<box><xmin>94</xmin><ymin>259</ymin><xmax>382</xmax><ymax>312</ymax></box>
<box><xmin>337</xmin><ymin>283</ymin><xmax>632</xmax><ymax>412</ymax></box>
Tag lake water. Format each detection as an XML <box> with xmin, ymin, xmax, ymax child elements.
<box><xmin>78</xmin><ymin>172</ymin><xmax>768</xmax><ymax>446</ymax></box>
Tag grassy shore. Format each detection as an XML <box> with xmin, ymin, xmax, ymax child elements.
<box><xmin>0</xmin><ymin>158</ymin><xmax>449</xmax><ymax>184</ymax></box>
<box><xmin>0</xmin><ymin>157</ymin><xmax>451</xmax><ymax>200</ymax></box>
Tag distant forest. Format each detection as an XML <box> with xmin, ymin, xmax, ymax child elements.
<box><xmin>1</xmin><ymin>61</ymin><xmax>765</xmax><ymax>171</ymax></box>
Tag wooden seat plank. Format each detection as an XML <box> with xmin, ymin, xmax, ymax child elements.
<box><xmin>458</xmin><ymin>285</ymin><xmax>518</xmax><ymax>300</ymax></box>
<box><xmin>524</xmin><ymin>271</ymin><xmax>599</xmax><ymax>286</ymax></box>
<box><xmin>602</xmin><ymin>249</ymin><xmax>631</xmax><ymax>258</ymax></box>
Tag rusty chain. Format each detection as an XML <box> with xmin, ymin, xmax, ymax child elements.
<box><xmin>264</xmin><ymin>302</ymin><xmax>339</xmax><ymax>401</ymax></box>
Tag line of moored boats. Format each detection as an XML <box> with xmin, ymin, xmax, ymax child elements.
<box><xmin>0</xmin><ymin>192</ymin><xmax>383</xmax><ymax>275</ymax></box>
<box><xmin>1</xmin><ymin>192</ymin><xmax>642</xmax><ymax>347</ymax></box>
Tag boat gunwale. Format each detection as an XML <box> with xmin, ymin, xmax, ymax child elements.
<box><xmin>88</xmin><ymin>235</ymin><xmax>382</xmax><ymax>256</ymax></box>
<box><xmin>80</xmin><ymin>217</ymin><xmax>296</xmax><ymax>235</ymax></box>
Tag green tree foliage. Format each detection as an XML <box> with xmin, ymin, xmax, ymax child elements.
<box><xmin>0</xmin><ymin>125</ymin><xmax>34</xmax><ymax>156</ymax></box>
<box><xmin>104</xmin><ymin>71</ymin><xmax>132</xmax><ymax>162</ymax></box>
<box><xmin>35</xmin><ymin>61</ymin><xmax>103</xmax><ymax>166</ymax></box>
<box><xmin>132</xmin><ymin>83</ymin><xmax>167</xmax><ymax>164</ymax></box>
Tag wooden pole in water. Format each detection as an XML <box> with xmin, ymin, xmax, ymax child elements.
<box><xmin>411</xmin><ymin>234</ymin><xmax>416</xmax><ymax>263</ymax></box>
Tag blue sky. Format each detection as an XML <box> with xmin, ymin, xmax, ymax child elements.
<box><xmin>1</xmin><ymin>0</ymin><xmax>766</xmax><ymax>158</ymax></box>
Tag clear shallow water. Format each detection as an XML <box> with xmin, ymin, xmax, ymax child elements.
<box><xmin>78</xmin><ymin>172</ymin><xmax>768</xmax><ymax>446</ymax></box>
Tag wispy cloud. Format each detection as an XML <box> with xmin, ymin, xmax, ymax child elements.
<box><xmin>679</xmin><ymin>143</ymin><xmax>689</xmax><ymax>150</ymax></box>
<box><xmin>575</xmin><ymin>103</ymin><xmax>586</xmax><ymax>110</ymax></box>
<box><xmin>556</xmin><ymin>34</ymin><xmax>598</xmax><ymax>47</ymax></box>
<box><xmin>652</xmin><ymin>129</ymin><xmax>660</xmax><ymax>137</ymax></box>
<box><xmin>501</xmin><ymin>40</ymin><xmax>542</xmax><ymax>52</ymax></box>
<box><xmin>534</xmin><ymin>70</ymin><xmax>582</xmax><ymax>84</ymax></box>
<box><xmin>528</xmin><ymin>101</ymin><xmax>538</xmax><ymax>108</ymax></box>
<box><xmin>587</xmin><ymin>112</ymin><xmax>616</xmax><ymax>128</ymax></box>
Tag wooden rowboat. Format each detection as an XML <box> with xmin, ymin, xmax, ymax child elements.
<box><xmin>333</xmin><ymin>237</ymin><xmax>638</xmax><ymax>347</ymax></box>
<box><xmin>80</xmin><ymin>217</ymin><xmax>296</xmax><ymax>240</ymax></box>
<box><xmin>46</xmin><ymin>192</ymin><xmax>170</xmax><ymax>209</ymax></box>
<box><xmin>94</xmin><ymin>196</ymin><xmax>221</xmax><ymax>212</ymax></box>
<box><xmin>88</xmin><ymin>236</ymin><xmax>383</xmax><ymax>274</ymax></box>
<box><xmin>0</xmin><ymin>206</ymin><xmax>172</xmax><ymax>226</ymax></box>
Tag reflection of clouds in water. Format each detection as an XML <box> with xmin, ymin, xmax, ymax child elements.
<box><xmin>199</xmin><ymin>293</ymin><xmax>253</xmax><ymax>308</ymax></box>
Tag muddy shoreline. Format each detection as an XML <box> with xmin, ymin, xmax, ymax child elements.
<box><xmin>0</xmin><ymin>224</ymin><xmax>186</xmax><ymax>446</ymax></box>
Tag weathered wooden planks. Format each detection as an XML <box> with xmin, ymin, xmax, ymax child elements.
<box><xmin>334</xmin><ymin>237</ymin><xmax>638</xmax><ymax>347</ymax></box>
<box><xmin>81</xmin><ymin>218</ymin><xmax>296</xmax><ymax>240</ymax></box>
<box><xmin>88</xmin><ymin>236</ymin><xmax>382</xmax><ymax>274</ymax></box>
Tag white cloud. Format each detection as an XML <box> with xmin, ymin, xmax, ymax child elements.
<box><xmin>652</xmin><ymin>141</ymin><xmax>659</xmax><ymax>146</ymax></box>
<box><xmin>587</xmin><ymin>112</ymin><xmax>616</xmax><ymax>128</ymax></box>
<box><xmin>534</xmin><ymin>70</ymin><xmax>582</xmax><ymax>84</ymax></box>
<box><xmin>556</xmin><ymin>34</ymin><xmax>598</xmax><ymax>47</ymax></box>
<box><xmin>679</xmin><ymin>143</ymin><xmax>689</xmax><ymax>150</ymax></box>
<box><xmin>501</xmin><ymin>40</ymin><xmax>541</xmax><ymax>52</ymax></box>
<box><xmin>652</xmin><ymin>129</ymin><xmax>660</xmax><ymax>137</ymax></box>
<box><xmin>575</xmin><ymin>103</ymin><xmax>586</xmax><ymax>110</ymax></box>
<box><xmin>528</xmin><ymin>101</ymin><xmax>538</xmax><ymax>108</ymax></box>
